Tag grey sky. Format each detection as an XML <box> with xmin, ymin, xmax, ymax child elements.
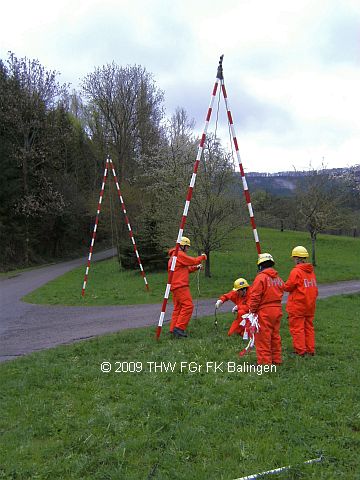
<box><xmin>1</xmin><ymin>0</ymin><xmax>359</xmax><ymax>172</ymax></box>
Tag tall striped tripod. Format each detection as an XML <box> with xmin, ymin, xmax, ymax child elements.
<box><xmin>156</xmin><ymin>55</ymin><xmax>261</xmax><ymax>338</ymax></box>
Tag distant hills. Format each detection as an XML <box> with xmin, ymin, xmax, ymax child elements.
<box><xmin>241</xmin><ymin>167</ymin><xmax>358</xmax><ymax>197</ymax></box>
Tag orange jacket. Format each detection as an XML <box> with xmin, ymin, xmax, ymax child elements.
<box><xmin>168</xmin><ymin>248</ymin><xmax>206</xmax><ymax>291</ymax></box>
<box><xmin>284</xmin><ymin>263</ymin><xmax>318</xmax><ymax>316</ymax></box>
<box><xmin>249</xmin><ymin>268</ymin><xmax>284</xmax><ymax>313</ymax></box>
<box><xmin>219</xmin><ymin>288</ymin><xmax>251</xmax><ymax>317</ymax></box>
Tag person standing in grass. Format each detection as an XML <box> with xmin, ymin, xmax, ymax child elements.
<box><xmin>168</xmin><ymin>236</ymin><xmax>207</xmax><ymax>338</ymax></box>
<box><xmin>215</xmin><ymin>278</ymin><xmax>251</xmax><ymax>336</ymax></box>
<box><xmin>249</xmin><ymin>253</ymin><xmax>284</xmax><ymax>365</ymax></box>
<box><xmin>284</xmin><ymin>246</ymin><xmax>318</xmax><ymax>356</ymax></box>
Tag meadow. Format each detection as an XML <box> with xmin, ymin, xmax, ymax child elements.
<box><xmin>23</xmin><ymin>227</ymin><xmax>360</xmax><ymax>306</ymax></box>
<box><xmin>0</xmin><ymin>294</ymin><xmax>359</xmax><ymax>479</ymax></box>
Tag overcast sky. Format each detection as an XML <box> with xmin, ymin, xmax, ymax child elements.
<box><xmin>1</xmin><ymin>0</ymin><xmax>359</xmax><ymax>173</ymax></box>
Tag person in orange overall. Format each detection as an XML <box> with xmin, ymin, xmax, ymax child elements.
<box><xmin>249</xmin><ymin>253</ymin><xmax>284</xmax><ymax>365</ymax></box>
<box><xmin>284</xmin><ymin>246</ymin><xmax>318</xmax><ymax>356</ymax></box>
<box><xmin>215</xmin><ymin>278</ymin><xmax>251</xmax><ymax>336</ymax></box>
<box><xmin>168</xmin><ymin>236</ymin><xmax>207</xmax><ymax>338</ymax></box>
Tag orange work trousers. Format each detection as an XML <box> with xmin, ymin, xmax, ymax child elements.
<box><xmin>228</xmin><ymin>315</ymin><xmax>245</xmax><ymax>336</ymax></box>
<box><xmin>288</xmin><ymin>314</ymin><xmax>315</xmax><ymax>355</ymax></box>
<box><xmin>170</xmin><ymin>286</ymin><xmax>194</xmax><ymax>332</ymax></box>
<box><xmin>254</xmin><ymin>307</ymin><xmax>282</xmax><ymax>365</ymax></box>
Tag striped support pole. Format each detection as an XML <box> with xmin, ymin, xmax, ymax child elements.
<box><xmin>81</xmin><ymin>159</ymin><xmax>110</xmax><ymax>296</ymax></box>
<box><xmin>219</xmin><ymin>62</ymin><xmax>261</xmax><ymax>255</ymax></box>
<box><xmin>233</xmin><ymin>456</ymin><xmax>323</xmax><ymax>480</ymax></box>
<box><xmin>108</xmin><ymin>157</ymin><xmax>149</xmax><ymax>291</ymax></box>
<box><xmin>156</xmin><ymin>58</ymin><xmax>222</xmax><ymax>339</ymax></box>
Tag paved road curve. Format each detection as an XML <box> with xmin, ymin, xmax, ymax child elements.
<box><xmin>1</xmin><ymin>252</ymin><xmax>359</xmax><ymax>362</ymax></box>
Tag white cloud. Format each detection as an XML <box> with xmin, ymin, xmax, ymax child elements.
<box><xmin>1</xmin><ymin>0</ymin><xmax>359</xmax><ymax>172</ymax></box>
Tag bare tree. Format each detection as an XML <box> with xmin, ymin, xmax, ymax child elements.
<box><xmin>188</xmin><ymin>136</ymin><xmax>242</xmax><ymax>276</ymax></box>
<box><xmin>296</xmin><ymin>170</ymin><xmax>348</xmax><ymax>265</ymax></box>
<box><xmin>81</xmin><ymin>63</ymin><xmax>164</xmax><ymax>180</ymax></box>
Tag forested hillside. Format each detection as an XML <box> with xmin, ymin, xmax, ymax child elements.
<box><xmin>1</xmin><ymin>52</ymin><xmax>359</xmax><ymax>272</ymax></box>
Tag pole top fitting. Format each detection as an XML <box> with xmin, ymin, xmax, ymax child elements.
<box><xmin>217</xmin><ymin>54</ymin><xmax>224</xmax><ymax>80</ymax></box>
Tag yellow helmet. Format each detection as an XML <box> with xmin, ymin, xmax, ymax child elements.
<box><xmin>257</xmin><ymin>253</ymin><xmax>274</xmax><ymax>265</ymax></box>
<box><xmin>291</xmin><ymin>246</ymin><xmax>309</xmax><ymax>258</ymax></box>
<box><xmin>180</xmin><ymin>236</ymin><xmax>191</xmax><ymax>247</ymax></box>
<box><xmin>233</xmin><ymin>278</ymin><xmax>249</xmax><ymax>291</ymax></box>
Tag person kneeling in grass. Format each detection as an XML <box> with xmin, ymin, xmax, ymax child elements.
<box><xmin>284</xmin><ymin>246</ymin><xmax>318</xmax><ymax>356</ymax></box>
<box><xmin>215</xmin><ymin>278</ymin><xmax>251</xmax><ymax>336</ymax></box>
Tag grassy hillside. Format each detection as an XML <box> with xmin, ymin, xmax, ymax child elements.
<box><xmin>0</xmin><ymin>294</ymin><xmax>359</xmax><ymax>479</ymax></box>
<box><xmin>23</xmin><ymin>227</ymin><xmax>360</xmax><ymax>306</ymax></box>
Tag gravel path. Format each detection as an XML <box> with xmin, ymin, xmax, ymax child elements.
<box><xmin>1</xmin><ymin>251</ymin><xmax>359</xmax><ymax>362</ymax></box>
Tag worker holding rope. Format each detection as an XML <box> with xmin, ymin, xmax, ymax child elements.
<box><xmin>168</xmin><ymin>236</ymin><xmax>207</xmax><ymax>338</ymax></box>
<box><xmin>249</xmin><ymin>253</ymin><xmax>284</xmax><ymax>365</ymax></box>
<box><xmin>215</xmin><ymin>278</ymin><xmax>251</xmax><ymax>336</ymax></box>
<box><xmin>284</xmin><ymin>246</ymin><xmax>318</xmax><ymax>356</ymax></box>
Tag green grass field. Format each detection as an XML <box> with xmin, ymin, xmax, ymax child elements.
<box><xmin>23</xmin><ymin>227</ymin><xmax>360</xmax><ymax>306</ymax></box>
<box><xmin>1</xmin><ymin>294</ymin><xmax>359</xmax><ymax>479</ymax></box>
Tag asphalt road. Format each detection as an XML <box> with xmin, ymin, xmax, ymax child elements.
<box><xmin>1</xmin><ymin>251</ymin><xmax>360</xmax><ymax>362</ymax></box>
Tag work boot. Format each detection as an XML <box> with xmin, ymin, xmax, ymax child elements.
<box><xmin>173</xmin><ymin>327</ymin><xmax>188</xmax><ymax>338</ymax></box>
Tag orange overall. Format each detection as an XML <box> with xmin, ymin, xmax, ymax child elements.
<box><xmin>284</xmin><ymin>263</ymin><xmax>318</xmax><ymax>355</ymax></box>
<box><xmin>168</xmin><ymin>248</ymin><xmax>206</xmax><ymax>332</ymax></box>
<box><xmin>249</xmin><ymin>268</ymin><xmax>284</xmax><ymax>365</ymax></box>
<box><xmin>219</xmin><ymin>289</ymin><xmax>251</xmax><ymax>336</ymax></box>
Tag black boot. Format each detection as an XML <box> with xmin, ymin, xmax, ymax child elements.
<box><xmin>173</xmin><ymin>327</ymin><xmax>188</xmax><ymax>338</ymax></box>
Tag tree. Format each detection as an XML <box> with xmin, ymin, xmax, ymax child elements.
<box><xmin>81</xmin><ymin>63</ymin><xmax>164</xmax><ymax>180</ymax></box>
<box><xmin>187</xmin><ymin>136</ymin><xmax>242</xmax><ymax>277</ymax></box>
<box><xmin>119</xmin><ymin>204</ymin><xmax>168</xmax><ymax>272</ymax></box>
<box><xmin>295</xmin><ymin>170</ymin><xmax>349</xmax><ymax>265</ymax></box>
<box><xmin>0</xmin><ymin>53</ymin><xmax>70</xmax><ymax>265</ymax></box>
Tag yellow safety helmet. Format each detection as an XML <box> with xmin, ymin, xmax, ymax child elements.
<box><xmin>233</xmin><ymin>278</ymin><xmax>249</xmax><ymax>291</ymax></box>
<box><xmin>257</xmin><ymin>253</ymin><xmax>274</xmax><ymax>265</ymax></box>
<box><xmin>180</xmin><ymin>236</ymin><xmax>191</xmax><ymax>247</ymax></box>
<box><xmin>291</xmin><ymin>246</ymin><xmax>309</xmax><ymax>258</ymax></box>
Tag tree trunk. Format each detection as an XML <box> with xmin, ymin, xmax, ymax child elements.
<box><xmin>311</xmin><ymin>232</ymin><xmax>317</xmax><ymax>266</ymax></box>
<box><xmin>205</xmin><ymin>250</ymin><xmax>211</xmax><ymax>277</ymax></box>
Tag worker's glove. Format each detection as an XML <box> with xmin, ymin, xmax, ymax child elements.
<box><xmin>201</xmin><ymin>253</ymin><xmax>207</xmax><ymax>261</ymax></box>
<box><xmin>215</xmin><ymin>300</ymin><xmax>223</xmax><ymax>309</ymax></box>
<box><xmin>232</xmin><ymin>305</ymin><xmax>238</xmax><ymax>314</ymax></box>
<box><xmin>196</xmin><ymin>264</ymin><xmax>203</xmax><ymax>270</ymax></box>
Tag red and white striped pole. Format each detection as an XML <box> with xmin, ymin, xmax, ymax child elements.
<box><xmin>219</xmin><ymin>59</ymin><xmax>261</xmax><ymax>255</ymax></box>
<box><xmin>156</xmin><ymin>58</ymin><xmax>223</xmax><ymax>339</ymax></box>
<box><xmin>81</xmin><ymin>159</ymin><xmax>110</xmax><ymax>296</ymax></box>
<box><xmin>108</xmin><ymin>157</ymin><xmax>149</xmax><ymax>291</ymax></box>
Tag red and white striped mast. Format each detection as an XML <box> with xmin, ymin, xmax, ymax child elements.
<box><xmin>218</xmin><ymin>55</ymin><xmax>261</xmax><ymax>255</ymax></box>
<box><xmin>156</xmin><ymin>55</ymin><xmax>261</xmax><ymax>337</ymax></box>
<box><xmin>108</xmin><ymin>157</ymin><xmax>149</xmax><ymax>290</ymax></box>
<box><xmin>81</xmin><ymin>159</ymin><xmax>109</xmax><ymax>296</ymax></box>
<box><xmin>82</xmin><ymin>156</ymin><xmax>149</xmax><ymax>297</ymax></box>
<box><xmin>156</xmin><ymin>57</ymin><xmax>223</xmax><ymax>338</ymax></box>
